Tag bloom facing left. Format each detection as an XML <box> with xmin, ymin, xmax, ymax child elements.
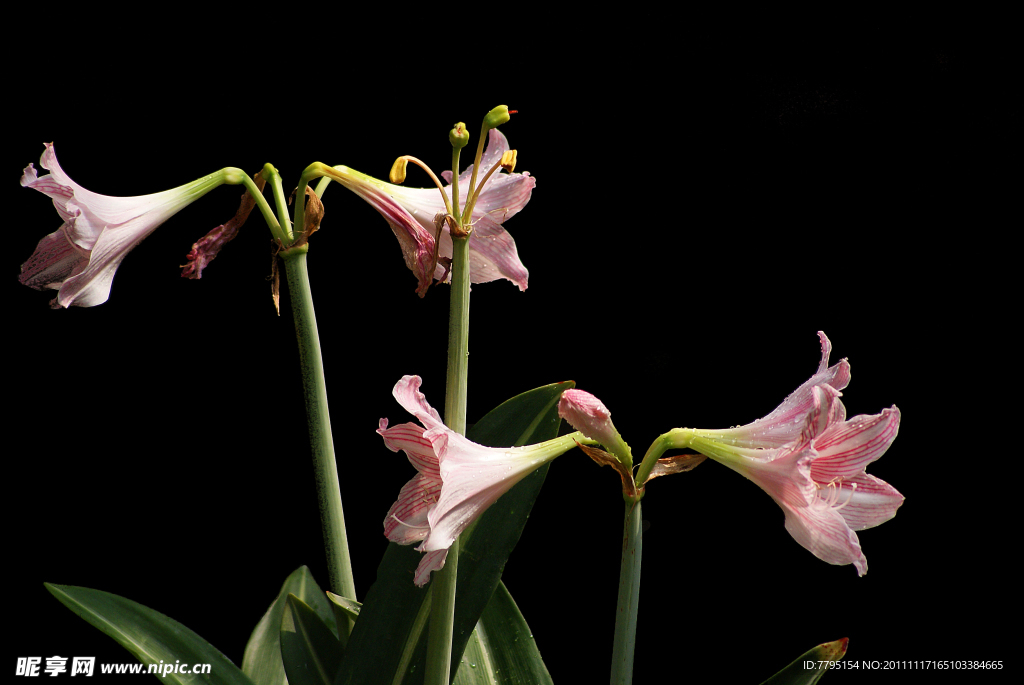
<box><xmin>19</xmin><ymin>143</ymin><xmax>241</xmax><ymax>307</ymax></box>
<box><xmin>378</xmin><ymin>375</ymin><xmax>587</xmax><ymax>585</ymax></box>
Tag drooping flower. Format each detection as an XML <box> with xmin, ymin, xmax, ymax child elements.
<box><xmin>681</xmin><ymin>361</ymin><xmax>902</xmax><ymax>575</ymax></box>
<box><xmin>19</xmin><ymin>143</ymin><xmax>237</xmax><ymax>308</ymax></box>
<box><xmin>378</xmin><ymin>375</ymin><xmax>585</xmax><ymax>585</ymax></box>
<box><xmin>329</xmin><ymin>129</ymin><xmax>534</xmax><ymax>297</ymax></box>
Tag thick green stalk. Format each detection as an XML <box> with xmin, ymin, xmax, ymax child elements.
<box><xmin>611</xmin><ymin>500</ymin><xmax>642</xmax><ymax>685</ymax></box>
<box><xmin>424</xmin><ymin>233</ymin><xmax>472</xmax><ymax>685</ymax></box>
<box><xmin>443</xmin><ymin>234</ymin><xmax>471</xmax><ymax>434</ymax></box>
<box><xmin>281</xmin><ymin>249</ymin><xmax>357</xmax><ymax>629</ymax></box>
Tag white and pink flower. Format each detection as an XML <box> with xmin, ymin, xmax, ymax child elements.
<box><xmin>330</xmin><ymin>129</ymin><xmax>534</xmax><ymax>297</ymax></box>
<box><xmin>682</xmin><ymin>333</ymin><xmax>902</xmax><ymax>575</ymax></box>
<box><xmin>19</xmin><ymin>143</ymin><xmax>232</xmax><ymax>307</ymax></box>
<box><xmin>378</xmin><ymin>375</ymin><xmax>582</xmax><ymax>585</ymax></box>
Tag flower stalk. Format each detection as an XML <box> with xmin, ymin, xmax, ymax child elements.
<box><xmin>424</xmin><ymin>231</ymin><xmax>471</xmax><ymax>685</ymax></box>
<box><xmin>611</xmin><ymin>500</ymin><xmax>642</xmax><ymax>685</ymax></box>
<box><xmin>280</xmin><ymin>248</ymin><xmax>356</xmax><ymax>632</ymax></box>
<box><xmin>261</xmin><ymin>164</ymin><xmax>295</xmax><ymax>244</ymax></box>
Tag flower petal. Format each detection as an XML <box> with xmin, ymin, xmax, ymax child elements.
<box><xmin>781</xmin><ymin>498</ymin><xmax>868</xmax><ymax>575</ymax></box>
<box><xmin>558</xmin><ymin>389</ymin><xmax>618</xmax><ymax>448</ymax></box>
<box><xmin>835</xmin><ymin>473</ymin><xmax>905</xmax><ymax>531</ymax></box>
<box><xmin>810</xmin><ymin>406</ymin><xmax>901</xmax><ymax>482</ymax></box>
<box><xmin>390</xmin><ymin>376</ymin><xmax>445</xmax><ymax>433</ymax></box>
<box><xmin>413</xmin><ymin>549</ymin><xmax>448</xmax><ymax>587</ymax></box>
<box><xmin>377</xmin><ymin>418</ymin><xmax>441</xmax><ymax>479</ymax></box>
<box><xmin>28</xmin><ymin>144</ymin><xmax>197</xmax><ymax>248</ymax></box>
<box><xmin>18</xmin><ymin>226</ymin><xmax>90</xmax><ymax>292</ymax></box>
<box><xmin>421</xmin><ymin>429</ymin><xmax>576</xmax><ymax>553</ymax></box>
<box><xmin>425</xmin><ymin>211</ymin><xmax>529</xmax><ymax>291</ymax></box>
<box><xmin>383</xmin><ymin>472</ymin><xmax>441</xmax><ymax>544</ymax></box>
<box><xmin>54</xmin><ymin>218</ymin><xmax>158</xmax><ymax>307</ymax></box>
<box><xmin>331</xmin><ymin>169</ymin><xmax>439</xmax><ymax>296</ymax></box>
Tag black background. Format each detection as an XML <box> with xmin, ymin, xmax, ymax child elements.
<box><xmin>5</xmin><ymin>15</ymin><xmax>1016</xmax><ymax>684</ymax></box>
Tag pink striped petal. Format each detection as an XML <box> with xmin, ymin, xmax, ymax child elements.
<box><xmin>377</xmin><ymin>418</ymin><xmax>441</xmax><ymax>478</ymax></box>
<box><xmin>783</xmin><ymin>496</ymin><xmax>868</xmax><ymax>576</ymax></box>
<box><xmin>810</xmin><ymin>407</ymin><xmax>901</xmax><ymax>482</ymax></box>
<box><xmin>383</xmin><ymin>472</ymin><xmax>441</xmax><ymax>544</ymax></box>
<box><xmin>413</xmin><ymin>549</ymin><xmax>449</xmax><ymax>587</ymax></box>
<box><xmin>833</xmin><ymin>473</ymin><xmax>904</xmax><ymax>532</ymax></box>
<box><xmin>390</xmin><ymin>376</ymin><xmax>445</xmax><ymax>433</ymax></box>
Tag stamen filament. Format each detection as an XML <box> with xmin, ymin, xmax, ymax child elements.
<box><xmin>451</xmin><ymin>146</ymin><xmax>462</xmax><ymax>223</ymax></box>
<box><xmin>394</xmin><ymin>156</ymin><xmax>454</xmax><ymax>218</ymax></box>
<box><xmin>833</xmin><ymin>482</ymin><xmax>858</xmax><ymax>511</ymax></box>
<box><xmin>463</xmin><ymin>122</ymin><xmax>489</xmax><ymax>218</ymax></box>
<box><xmin>389</xmin><ymin>513</ymin><xmax>430</xmax><ymax>530</ymax></box>
<box><xmin>462</xmin><ymin>157</ymin><xmax>506</xmax><ymax>221</ymax></box>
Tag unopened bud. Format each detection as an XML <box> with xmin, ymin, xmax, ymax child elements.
<box><xmin>500</xmin><ymin>150</ymin><xmax>517</xmax><ymax>173</ymax></box>
<box><xmin>483</xmin><ymin>105</ymin><xmax>511</xmax><ymax>130</ymax></box>
<box><xmin>558</xmin><ymin>389</ymin><xmax>633</xmax><ymax>469</ymax></box>
<box><xmin>449</xmin><ymin>122</ymin><xmax>469</xmax><ymax>149</ymax></box>
<box><xmin>389</xmin><ymin>157</ymin><xmax>408</xmax><ymax>184</ymax></box>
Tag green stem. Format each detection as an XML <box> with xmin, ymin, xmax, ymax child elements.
<box><xmin>635</xmin><ymin>428</ymin><xmax>692</xmax><ymax>487</ymax></box>
<box><xmin>611</xmin><ymin>500</ymin><xmax>642</xmax><ymax>685</ymax></box>
<box><xmin>424</xmin><ymin>233</ymin><xmax>472</xmax><ymax>685</ymax></box>
<box><xmin>443</xmin><ymin>234</ymin><xmax>471</xmax><ymax>434</ymax></box>
<box><xmin>221</xmin><ymin>167</ymin><xmax>285</xmax><ymax>243</ymax></box>
<box><xmin>281</xmin><ymin>249</ymin><xmax>357</xmax><ymax>630</ymax></box>
<box><xmin>262</xmin><ymin>164</ymin><xmax>295</xmax><ymax>244</ymax></box>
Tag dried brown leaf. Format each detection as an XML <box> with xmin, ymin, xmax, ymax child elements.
<box><xmin>578</xmin><ymin>443</ymin><xmax>638</xmax><ymax>499</ymax></box>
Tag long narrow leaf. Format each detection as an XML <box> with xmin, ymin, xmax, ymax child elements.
<box><xmin>760</xmin><ymin>638</ymin><xmax>849</xmax><ymax>685</ymax></box>
<box><xmin>280</xmin><ymin>595</ymin><xmax>344</xmax><ymax>685</ymax></box>
<box><xmin>243</xmin><ymin>566</ymin><xmax>338</xmax><ymax>685</ymax></box>
<box><xmin>45</xmin><ymin>583</ymin><xmax>254</xmax><ymax>685</ymax></box>
<box><xmin>458</xmin><ymin>581</ymin><xmax>553</xmax><ymax>685</ymax></box>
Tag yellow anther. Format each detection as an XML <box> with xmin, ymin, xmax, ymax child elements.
<box><xmin>389</xmin><ymin>157</ymin><xmax>409</xmax><ymax>184</ymax></box>
<box><xmin>500</xmin><ymin>150</ymin><xmax>517</xmax><ymax>173</ymax></box>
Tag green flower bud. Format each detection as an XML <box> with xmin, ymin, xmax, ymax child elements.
<box><xmin>449</xmin><ymin>122</ymin><xmax>470</xmax><ymax>149</ymax></box>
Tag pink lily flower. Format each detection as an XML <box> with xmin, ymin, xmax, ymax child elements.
<box><xmin>19</xmin><ymin>143</ymin><xmax>236</xmax><ymax>308</ymax></box>
<box><xmin>378</xmin><ymin>375</ymin><xmax>585</xmax><ymax>585</ymax></box>
<box><xmin>683</xmin><ymin>369</ymin><xmax>902</xmax><ymax>575</ymax></box>
<box><xmin>329</xmin><ymin>129</ymin><xmax>534</xmax><ymax>297</ymax></box>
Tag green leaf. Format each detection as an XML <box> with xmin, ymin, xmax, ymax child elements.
<box><xmin>280</xmin><ymin>595</ymin><xmax>344</xmax><ymax>685</ymax></box>
<box><xmin>243</xmin><ymin>566</ymin><xmax>338</xmax><ymax>685</ymax></box>
<box><xmin>45</xmin><ymin>583</ymin><xmax>255</xmax><ymax>685</ymax></box>
<box><xmin>759</xmin><ymin>638</ymin><xmax>849</xmax><ymax>685</ymax></box>
<box><xmin>451</xmin><ymin>581</ymin><xmax>553</xmax><ymax>685</ymax></box>
<box><xmin>325</xmin><ymin>591</ymin><xmax>362</xmax><ymax>630</ymax></box>
<box><xmin>336</xmin><ymin>381</ymin><xmax>573</xmax><ymax>685</ymax></box>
